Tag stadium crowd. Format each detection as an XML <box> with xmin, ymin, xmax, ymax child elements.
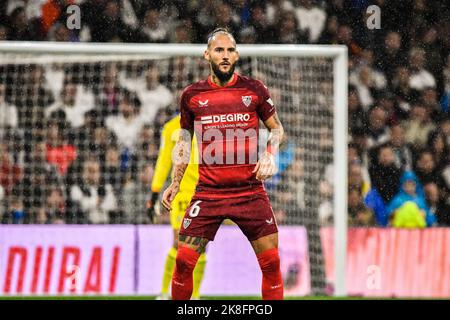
<box><xmin>0</xmin><ymin>0</ymin><xmax>449</xmax><ymax>227</ymax></box>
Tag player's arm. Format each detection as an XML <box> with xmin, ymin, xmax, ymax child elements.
<box><xmin>252</xmin><ymin>112</ymin><xmax>285</xmax><ymax>181</ymax></box>
<box><xmin>161</xmin><ymin>128</ymin><xmax>193</xmax><ymax>212</ymax></box>
<box><xmin>146</xmin><ymin>122</ymin><xmax>176</xmax><ymax>220</ymax></box>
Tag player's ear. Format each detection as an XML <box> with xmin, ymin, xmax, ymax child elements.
<box><xmin>204</xmin><ymin>50</ymin><xmax>210</xmax><ymax>62</ymax></box>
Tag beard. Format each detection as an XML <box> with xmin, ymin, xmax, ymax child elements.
<box><xmin>211</xmin><ymin>61</ymin><xmax>236</xmax><ymax>83</ymax></box>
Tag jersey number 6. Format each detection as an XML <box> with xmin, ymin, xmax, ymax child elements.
<box><xmin>189</xmin><ymin>200</ymin><xmax>202</xmax><ymax>218</ymax></box>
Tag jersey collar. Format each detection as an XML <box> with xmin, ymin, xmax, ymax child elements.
<box><xmin>207</xmin><ymin>73</ymin><xmax>238</xmax><ymax>88</ymax></box>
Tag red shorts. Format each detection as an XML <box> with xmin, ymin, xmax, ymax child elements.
<box><xmin>179</xmin><ymin>192</ymin><xmax>278</xmax><ymax>241</ymax></box>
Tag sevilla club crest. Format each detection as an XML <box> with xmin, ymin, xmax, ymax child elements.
<box><xmin>183</xmin><ymin>218</ymin><xmax>192</xmax><ymax>229</ymax></box>
<box><xmin>242</xmin><ymin>96</ymin><xmax>252</xmax><ymax>107</ymax></box>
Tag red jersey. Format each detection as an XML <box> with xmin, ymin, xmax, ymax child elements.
<box><xmin>180</xmin><ymin>73</ymin><xmax>276</xmax><ymax>199</ymax></box>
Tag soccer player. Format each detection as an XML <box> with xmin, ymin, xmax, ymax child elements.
<box><xmin>161</xmin><ymin>28</ymin><xmax>285</xmax><ymax>300</ymax></box>
<box><xmin>147</xmin><ymin>111</ymin><xmax>206</xmax><ymax>300</ymax></box>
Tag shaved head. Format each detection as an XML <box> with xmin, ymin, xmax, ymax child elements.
<box><xmin>207</xmin><ymin>28</ymin><xmax>236</xmax><ymax>49</ymax></box>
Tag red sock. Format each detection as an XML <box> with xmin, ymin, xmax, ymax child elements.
<box><xmin>171</xmin><ymin>246</ymin><xmax>200</xmax><ymax>300</ymax></box>
<box><xmin>257</xmin><ymin>248</ymin><xmax>284</xmax><ymax>300</ymax></box>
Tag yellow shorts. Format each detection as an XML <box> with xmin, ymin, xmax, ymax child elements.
<box><xmin>170</xmin><ymin>191</ymin><xmax>194</xmax><ymax>230</ymax></box>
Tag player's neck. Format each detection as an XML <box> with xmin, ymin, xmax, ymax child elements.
<box><xmin>210</xmin><ymin>73</ymin><xmax>235</xmax><ymax>87</ymax></box>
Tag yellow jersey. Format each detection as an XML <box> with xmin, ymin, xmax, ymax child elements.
<box><xmin>151</xmin><ymin>114</ymin><xmax>199</xmax><ymax>195</ymax></box>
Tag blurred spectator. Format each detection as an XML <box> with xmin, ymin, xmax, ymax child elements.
<box><xmin>421</xmin><ymin>88</ymin><xmax>442</xmax><ymax>121</ymax></box>
<box><xmin>69</xmin><ymin>158</ymin><xmax>117</xmax><ymax>224</ymax></box>
<box><xmin>0</xmin><ymin>24</ymin><xmax>7</xmax><ymax>40</ymax></box>
<box><xmin>47</xmin><ymin>21</ymin><xmax>77</xmax><ymax>42</ymax></box>
<box><xmin>408</xmin><ymin>47</ymin><xmax>436</xmax><ymax>90</ymax></box>
<box><xmin>348</xmin><ymin>187</ymin><xmax>375</xmax><ymax>227</ymax></box>
<box><xmin>90</xmin><ymin>0</ymin><xmax>136</xmax><ymax>42</ymax></box>
<box><xmin>214</xmin><ymin>2</ymin><xmax>240</xmax><ymax>38</ymax></box>
<box><xmin>138</xmin><ymin>7</ymin><xmax>169</xmax><ymax>43</ymax></box>
<box><xmin>7</xmin><ymin>6</ymin><xmax>40</xmax><ymax>40</ymax></box>
<box><xmin>438</xmin><ymin>116</ymin><xmax>450</xmax><ymax>147</ymax></box>
<box><xmin>122</xmin><ymin>163</ymin><xmax>153</xmax><ymax>224</ymax></box>
<box><xmin>348</xmin><ymin>162</ymin><xmax>370</xmax><ymax>197</ymax></box>
<box><xmin>336</xmin><ymin>24</ymin><xmax>362</xmax><ymax>57</ymax></box>
<box><xmin>265</xmin><ymin>0</ymin><xmax>295</xmax><ymax>26</ymax></box>
<box><xmin>414</xmin><ymin>149</ymin><xmax>446</xmax><ymax>188</ymax></box>
<box><xmin>375</xmin><ymin>31</ymin><xmax>407</xmax><ymax>83</ymax></box>
<box><xmin>0</xmin><ymin>83</ymin><xmax>18</xmax><ymax>130</ymax></box>
<box><xmin>421</xmin><ymin>27</ymin><xmax>444</xmax><ymax>82</ymax></box>
<box><xmin>318</xmin><ymin>15</ymin><xmax>338</xmax><ymax>44</ymax></box>
<box><xmin>347</xmin><ymin>85</ymin><xmax>367</xmax><ymax>133</ymax></box>
<box><xmin>131</xmin><ymin>124</ymin><xmax>158</xmax><ymax>174</ymax></box>
<box><xmin>105</xmin><ymin>90</ymin><xmax>145</xmax><ymax>152</ymax></box>
<box><xmin>294</xmin><ymin>0</ymin><xmax>327</xmax><ymax>43</ymax></box>
<box><xmin>273</xmin><ymin>10</ymin><xmax>307</xmax><ymax>44</ymax></box>
<box><xmin>349</xmin><ymin>65</ymin><xmax>386</xmax><ymax>111</ymax></box>
<box><xmin>401</xmin><ymin>102</ymin><xmax>436</xmax><ymax>151</ymax></box>
<box><xmin>45</xmin><ymin>81</ymin><xmax>95</xmax><ymax>128</ymax></box>
<box><xmin>0</xmin><ymin>142</ymin><xmax>22</xmax><ymax>198</ymax></box>
<box><xmin>391</xmin><ymin>66</ymin><xmax>416</xmax><ymax>114</ymax></box>
<box><xmin>369</xmin><ymin>143</ymin><xmax>402</xmax><ymax>204</ymax></box>
<box><xmin>36</xmin><ymin>187</ymin><xmax>65</xmax><ymax>224</ymax></box>
<box><xmin>424</xmin><ymin>182</ymin><xmax>450</xmax><ymax>226</ymax></box>
<box><xmin>366</xmin><ymin>105</ymin><xmax>390</xmax><ymax>150</ymax></box>
<box><xmin>94</xmin><ymin>63</ymin><xmax>124</xmax><ymax>117</ymax></box>
<box><xmin>248</xmin><ymin>3</ymin><xmax>275</xmax><ymax>43</ymax></box>
<box><xmin>102</xmin><ymin>144</ymin><xmax>125</xmax><ymax>223</ymax></box>
<box><xmin>378</xmin><ymin>92</ymin><xmax>407</xmax><ymax>125</ymax></box>
<box><xmin>1</xmin><ymin>196</ymin><xmax>24</xmax><ymax>224</ymax></box>
<box><xmin>389</xmin><ymin>124</ymin><xmax>414</xmax><ymax>171</ymax></box>
<box><xmin>171</xmin><ymin>19</ymin><xmax>195</xmax><ymax>43</ymax></box>
<box><xmin>427</xmin><ymin>129</ymin><xmax>449</xmax><ymax>171</ymax></box>
<box><xmin>14</xmin><ymin>65</ymin><xmax>54</xmax><ymax>133</ymax></box>
<box><xmin>386</xmin><ymin>171</ymin><xmax>436</xmax><ymax>228</ymax></box>
<box><xmin>120</xmin><ymin>63</ymin><xmax>172</xmax><ymax>124</ymax></box>
<box><xmin>45</xmin><ymin>120</ymin><xmax>77</xmax><ymax>176</ymax></box>
<box><xmin>231</xmin><ymin>0</ymin><xmax>251</xmax><ymax>27</ymax></box>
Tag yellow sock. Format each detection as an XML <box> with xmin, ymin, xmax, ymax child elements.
<box><xmin>161</xmin><ymin>247</ymin><xmax>177</xmax><ymax>295</ymax></box>
<box><xmin>192</xmin><ymin>253</ymin><xmax>206</xmax><ymax>299</ymax></box>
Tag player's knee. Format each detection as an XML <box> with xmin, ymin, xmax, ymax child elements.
<box><xmin>175</xmin><ymin>246</ymin><xmax>200</xmax><ymax>273</ymax></box>
<box><xmin>257</xmin><ymin>248</ymin><xmax>280</xmax><ymax>273</ymax></box>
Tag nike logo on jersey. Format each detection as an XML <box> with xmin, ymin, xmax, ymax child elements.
<box><xmin>198</xmin><ymin>99</ymin><xmax>209</xmax><ymax>107</ymax></box>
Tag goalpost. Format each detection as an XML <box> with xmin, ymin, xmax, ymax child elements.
<box><xmin>0</xmin><ymin>42</ymin><xmax>347</xmax><ymax>297</ymax></box>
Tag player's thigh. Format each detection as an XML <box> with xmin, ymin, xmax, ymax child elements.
<box><xmin>179</xmin><ymin>198</ymin><xmax>224</xmax><ymax>248</ymax></box>
<box><xmin>170</xmin><ymin>192</ymin><xmax>193</xmax><ymax>230</ymax></box>
<box><xmin>230</xmin><ymin>193</ymin><xmax>279</xmax><ymax>247</ymax></box>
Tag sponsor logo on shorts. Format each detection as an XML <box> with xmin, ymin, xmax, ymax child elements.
<box><xmin>183</xmin><ymin>218</ymin><xmax>192</xmax><ymax>229</ymax></box>
<box><xmin>265</xmin><ymin>218</ymin><xmax>274</xmax><ymax>225</ymax></box>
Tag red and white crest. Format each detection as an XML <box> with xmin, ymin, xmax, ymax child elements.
<box><xmin>241</xmin><ymin>96</ymin><xmax>252</xmax><ymax>107</ymax></box>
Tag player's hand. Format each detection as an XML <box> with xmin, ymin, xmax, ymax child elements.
<box><xmin>252</xmin><ymin>151</ymin><xmax>277</xmax><ymax>181</ymax></box>
<box><xmin>146</xmin><ymin>192</ymin><xmax>159</xmax><ymax>223</ymax></box>
<box><xmin>161</xmin><ymin>182</ymin><xmax>180</xmax><ymax>213</ymax></box>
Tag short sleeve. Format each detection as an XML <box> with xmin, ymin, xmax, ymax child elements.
<box><xmin>179</xmin><ymin>90</ymin><xmax>194</xmax><ymax>131</ymax></box>
<box><xmin>255</xmin><ymin>80</ymin><xmax>276</xmax><ymax>121</ymax></box>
